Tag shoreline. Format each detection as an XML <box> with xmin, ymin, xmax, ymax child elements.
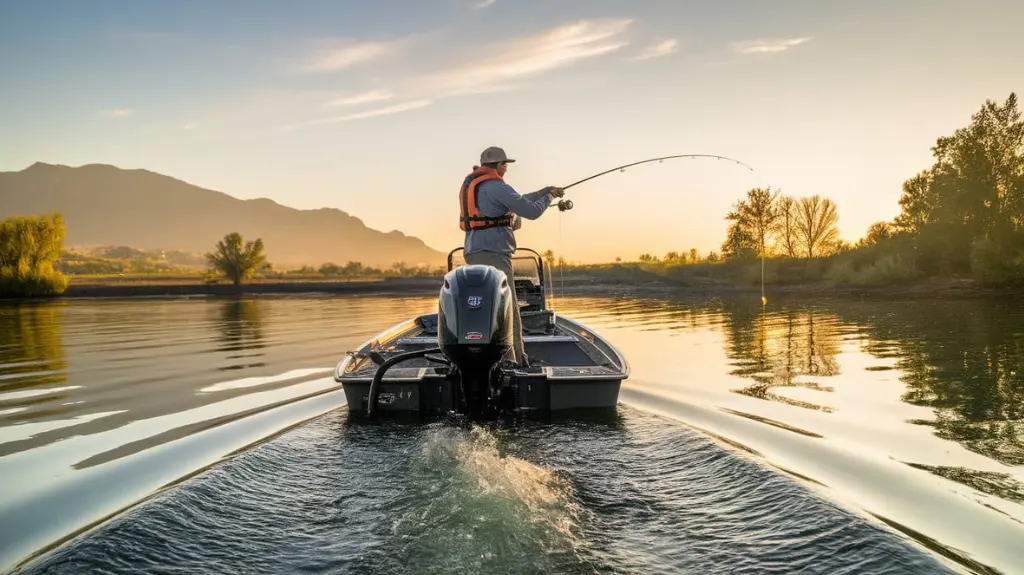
<box><xmin>3</xmin><ymin>273</ymin><xmax>1019</xmax><ymax>301</ymax></box>
<box><xmin>561</xmin><ymin>275</ymin><xmax>1022</xmax><ymax>298</ymax></box>
<box><xmin>56</xmin><ymin>277</ymin><xmax>444</xmax><ymax>298</ymax></box>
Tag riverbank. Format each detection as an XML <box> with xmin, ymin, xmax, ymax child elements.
<box><xmin>56</xmin><ymin>277</ymin><xmax>444</xmax><ymax>298</ymax></box>
<box><xmin>561</xmin><ymin>267</ymin><xmax>1023</xmax><ymax>300</ymax></box>
<box><xmin>8</xmin><ymin>268</ymin><xmax>1014</xmax><ymax>301</ymax></box>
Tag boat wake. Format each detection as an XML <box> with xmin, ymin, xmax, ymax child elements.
<box><xmin>14</xmin><ymin>404</ymin><xmax>961</xmax><ymax>575</ymax></box>
<box><xmin>382</xmin><ymin>425</ymin><xmax>587</xmax><ymax>573</ymax></box>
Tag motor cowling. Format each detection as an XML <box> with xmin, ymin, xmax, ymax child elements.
<box><xmin>437</xmin><ymin>265</ymin><xmax>515</xmax><ymax>416</ymax></box>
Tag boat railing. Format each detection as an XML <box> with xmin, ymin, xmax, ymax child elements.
<box><xmin>446</xmin><ymin>248</ymin><xmax>548</xmax><ymax>313</ymax></box>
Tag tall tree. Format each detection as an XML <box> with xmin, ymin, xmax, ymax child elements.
<box><xmin>742</xmin><ymin>187</ymin><xmax>780</xmax><ymax>257</ymax></box>
<box><xmin>894</xmin><ymin>171</ymin><xmax>939</xmax><ymax>234</ymax></box>
<box><xmin>794</xmin><ymin>195</ymin><xmax>840</xmax><ymax>258</ymax></box>
<box><xmin>894</xmin><ymin>92</ymin><xmax>1024</xmax><ymax>274</ymax></box>
<box><xmin>722</xmin><ymin>218</ymin><xmax>758</xmax><ymax>260</ymax></box>
<box><xmin>858</xmin><ymin>221</ymin><xmax>893</xmax><ymax>247</ymax></box>
<box><xmin>0</xmin><ymin>213</ymin><xmax>68</xmax><ymax>297</ymax></box>
<box><xmin>723</xmin><ymin>188</ymin><xmax>780</xmax><ymax>260</ymax></box>
<box><xmin>773</xmin><ymin>195</ymin><xmax>799</xmax><ymax>257</ymax></box>
<box><xmin>205</xmin><ymin>232</ymin><xmax>269</xmax><ymax>286</ymax></box>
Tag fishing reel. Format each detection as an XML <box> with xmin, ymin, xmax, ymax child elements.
<box><xmin>556</xmin><ymin>199</ymin><xmax>573</xmax><ymax>212</ymax></box>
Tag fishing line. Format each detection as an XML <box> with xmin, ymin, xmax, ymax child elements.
<box><xmin>553</xmin><ymin>153</ymin><xmax>770</xmax><ymax>306</ymax></box>
<box><xmin>558</xmin><ymin>211</ymin><xmax>564</xmax><ymax>304</ymax></box>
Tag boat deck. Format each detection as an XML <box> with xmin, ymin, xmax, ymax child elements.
<box><xmin>342</xmin><ymin>363</ymin><xmax>626</xmax><ymax>382</ymax></box>
<box><xmin>333</xmin><ymin>247</ymin><xmax>628</xmax><ymax>413</ymax></box>
<box><xmin>339</xmin><ymin>310</ymin><xmax>627</xmax><ymax>383</ymax></box>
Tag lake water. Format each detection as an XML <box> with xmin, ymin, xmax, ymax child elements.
<box><xmin>1</xmin><ymin>293</ymin><xmax>1022</xmax><ymax>574</ymax></box>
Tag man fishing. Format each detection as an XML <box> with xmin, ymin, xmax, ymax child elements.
<box><xmin>459</xmin><ymin>146</ymin><xmax>565</xmax><ymax>368</ymax></box>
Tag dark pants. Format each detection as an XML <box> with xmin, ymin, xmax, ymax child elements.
<box><xmin>463</xmin><ymin>250</ymin><xmax>526</xmax><ymax>366</ymax></box>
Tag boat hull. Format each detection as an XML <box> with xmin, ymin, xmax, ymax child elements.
<box><xmin>334</xmin><ymin>312</ymin><xmax>629</xmax><ymax>415</ymax></box>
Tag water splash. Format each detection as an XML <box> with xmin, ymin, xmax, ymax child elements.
<box><xmin>385</xmin><ymin>424</ymin><xmax>588</xmax><ymax>573</ymax></box>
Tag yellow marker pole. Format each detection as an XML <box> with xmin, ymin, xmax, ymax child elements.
<box><xmin>760</xmin><ymin>243</ymin><xmax>767</xmax><ymax>307</ymax></box>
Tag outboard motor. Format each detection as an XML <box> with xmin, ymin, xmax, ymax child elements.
<box><xmin>437</xmin><ymin>264</ymin><xmax>515</xmax><ymax>418</ymax></box>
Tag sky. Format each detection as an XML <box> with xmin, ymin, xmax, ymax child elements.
<box><xmin>2</xmin><ymin>0</ymin><xmax>1022</xmax><ymax>262</ymax></box>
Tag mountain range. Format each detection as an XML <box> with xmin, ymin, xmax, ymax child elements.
<box><xmin>0</xmin><ymin>162</ymin><xmax>445</xmax><ymax>268</ymax></box>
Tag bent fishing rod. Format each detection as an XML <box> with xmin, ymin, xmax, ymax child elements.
<box><xmin>547</xmin><ymin>151</ymin><xmax>770</xmax><ymax>307</ymax></box>
<box><xmin>553</xmin><ymin>153</ymin><xmax>759</xmax><ymax>212</ymax></box>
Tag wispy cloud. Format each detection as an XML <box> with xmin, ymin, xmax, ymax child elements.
<box><xmin>101</xmin><ymin>108</ymin><xmax>135</xmax><ymax>119</ymax></box>
<box><xmin>301</xmin><ymin>39</ymin><xmax>403</xmax><ymax>72</ymax></box>
<box><xmin>276</xmin><ymin>19</ymin><xmax>631</xmax><ymax>128</ymax></box>
<box><xmin>629</xmin><ymin>39</ymin><xmax>678</xmax><ymax>61</ymax></box>
<box><xmin>731</xmin><ymin>37</ymin><xmax>812</xmax><ymax>55</ymax></box>
<box><xmin>473</xmin><ymin>0</ymin><xmax>496</xmax><ymax>7</ymax></box>
<box><xmin>323</xmin><ymin>89</ymin><xmax>395</xmax><ymax>107</ymax></box>
<box><xmin>289</xmin><ymin>99</ymin><xmax>433</xmax><ymax>129</ymax></box>
<box><xmin>422</xmin><ymin>18</ymin><xmax>633</xmax><ymax>96</ymax></box>
<box><xmin>183</xmin><ymin>121</ymin><xmax>200</xmax><ymax>131</ymax></box>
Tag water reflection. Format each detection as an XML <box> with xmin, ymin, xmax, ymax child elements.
<box><xmin>1</xmin><ymin>294</ymin><xmax>1023</xmax><ymax>574</ymax></box>
<box><xmin>557</xmin><ymin>294</ymin><xmax>1024</xmax><ymax>522</ymax></box>
<box><xmin>570</xmin><ymin>294</ymin><xmax>1023</xmax><ymax>471</ymax></box>
<box><xmin>722</xmin><ymin>306</ymin><xmax>841</xmax><ymax>412</ymax></box>
<box><xmin>0</xmin><ymin>303</ymin><xmax>68</xmax><ymax>423</ymax></box>
<box><xmin>214</xmin><ymin>298</ymin><xmax>266</xmax><ymax>371</ymax></box>
<box><xmin>836</xmin><ymin>301</ymin><xmax>1024</xmax><ymax>468</ymax></box>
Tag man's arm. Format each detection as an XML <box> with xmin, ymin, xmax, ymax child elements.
<box><xmin>523</xmin><ymin>188</ymin><xmax>553</xmax><ymax>202</ymax></box>
<box><xmin>486</xmin><ymin>180</ymin><xmax>553</xmax><ymax>220</ymax></box>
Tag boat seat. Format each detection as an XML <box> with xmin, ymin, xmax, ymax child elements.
<box><xmin>416</xmin><ymin>314</ymin><xmax>439</xmax><ymax>334</ymax></box>
<box><xmin>521</xmin><ymin>310</ymin><xmax>556</xmax><ymax>335</ymax></box>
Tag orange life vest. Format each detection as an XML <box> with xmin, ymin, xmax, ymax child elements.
<box><xmin>459</xmin><ymin>166</ymin><xmax>514</xmax><ymax>231</ymax></box>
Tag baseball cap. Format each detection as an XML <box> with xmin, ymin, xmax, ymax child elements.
<box><xmin>480</xmin><ymin>146</ymin><xmax>515</xmax><ymax>164</ymax></box>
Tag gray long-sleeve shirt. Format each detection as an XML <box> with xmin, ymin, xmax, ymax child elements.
<box><xmin>463</xmin><ymin>178</ymin><xmax>553</xmax><ymax>255</ymax></box>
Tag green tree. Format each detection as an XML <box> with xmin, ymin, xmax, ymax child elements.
<box><xmin>723</xmin><ymin>187</ymin><xmax>780</xmax><ymax>260</ymax></box>
<box><xmin>722</xmin><ymin>219</ymin><xmax>758</xmax><ymax>260</ymax></box>
<box><xmin>0</xmin><ymin>213</ymin><xmax>69</xmax><ymax>297</ymax></box>
<box><xmin>744</xmin><ymin>187</ymin><xmax>781</xmax><ymax>258</ymax></box>
<box><xmin>858</xmin><ymin>221</ymin><xmax>894</xmax><ymax>247</ymax></box>
<box><xmin>895</xmin><ymin>92</ymin><xmax>1024</xmax><ymax>277</ymax></box>
<box><xmin>205</xmin><ymin>232</ymin><xmax>269</xmax><ymax>286</ymax></box>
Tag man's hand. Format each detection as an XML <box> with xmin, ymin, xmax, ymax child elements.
<box><xmin>547</xmin><ymin>186</ymin><xmax>565</xmax><ymax>199</ymax></box>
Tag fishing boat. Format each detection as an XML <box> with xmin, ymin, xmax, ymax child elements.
<box><xmin>333</xmin><ymin>247</ymin><xmax>629</xmax><ymax>419</ymax></box>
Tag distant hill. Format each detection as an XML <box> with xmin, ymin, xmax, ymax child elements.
<box><xmin>0</xmin><ymin>162</ymin><xmax>445</xmax><ymax>268</ymax></box>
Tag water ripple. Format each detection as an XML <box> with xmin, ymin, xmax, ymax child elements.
<box><xmin>3</xmin><ymin>294</ymin><xmax>1022</xmax><ymax>574</ymax></box>
<box><xmin>19</xmin><ymin>408</ymin><xmax>953</xmax><ymax>575</ymax></box>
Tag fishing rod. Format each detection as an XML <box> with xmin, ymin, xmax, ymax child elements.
<box><xmin>553</xmin><ymin>153</ymin><xmax>758</xmax><ymax>212</ymax></box>
<box><xmin>549</xmin><ymin>152</ymin><xmax>770</xmax><ymax>307</ymax></box>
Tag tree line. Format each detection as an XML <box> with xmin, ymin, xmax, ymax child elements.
<box><xmin>603</xmin><ymin>91</ymin><xmax>1022</xmax><ymax>286</ymax></box>
<box><xmin>3</xmin><ymin>92</ymin><xmax>1019</xmax><ymax>296</ymax></box>
<box><xmin>0</xmin><ymin>222</ymin><xmax>445</xmax><ymax>297</ymax></box>
<box><xmin>722</xmin><ymin>190</ymin><xmax>843</xmax><ymax>260</ymax></box>
<box><xmin>890</xmin><ymin>92</ymin><xmax>1023</xmax><ymax>282</ymax></box>
<box><xmin>202</xmin><ymin>233</ymin><xmax>442</xmax><ymax>284</ymax></box>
